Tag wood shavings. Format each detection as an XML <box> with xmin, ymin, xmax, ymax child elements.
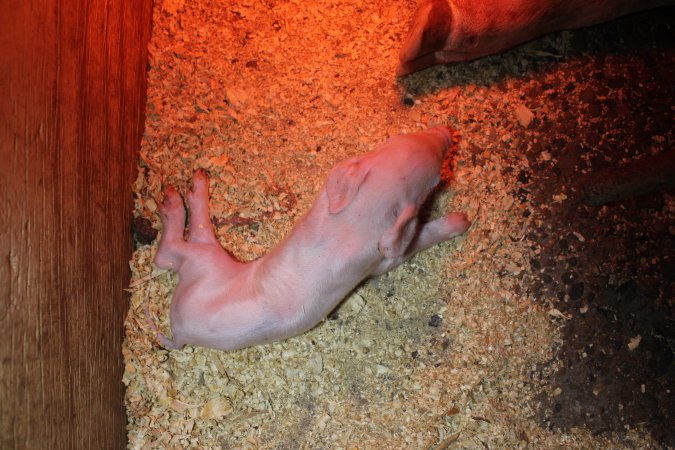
<box><xmin>514</xmin><ymin>103</ymin><xmax>535</xmax><ymax>128</ymax></box>
<box><xmin>200</xmin><ymin>398</ymin><xmax>233</xmax><ymax>420</ymax></box>
<box><xmin>627</xmin><ymin>335</ymin><xmax>642</xmax><ymax>351</ymax></box>
<box><xmin>123</xmin><ymin>0</ymin><xmax>667</xmax><ymax>448</ymax></box>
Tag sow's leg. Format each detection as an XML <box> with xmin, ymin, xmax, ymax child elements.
<box><xmin>398</xmin><ymin>0</ymin><xmax>674</xmax><ymax>75</ymax></box>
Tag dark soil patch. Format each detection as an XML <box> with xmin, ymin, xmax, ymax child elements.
<box><xmin>509</xmin><ymin>8</ymin><xmax>674</xmax><ymax>446</ymax></box>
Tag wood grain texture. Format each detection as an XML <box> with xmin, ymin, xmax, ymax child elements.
<box><xmin>0</xmin><ymin>0</ymin><xmax>153</xmax><ymax>447</ymax></box>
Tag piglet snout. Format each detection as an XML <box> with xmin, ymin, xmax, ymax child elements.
<box><xmin>426</xmin><ymin>125</ymin><xmax>453</xmax><ymax>156</ymax></box>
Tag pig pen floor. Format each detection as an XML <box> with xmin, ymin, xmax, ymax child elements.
<box><xmin>124</xmin><ymin>1</ymin><xmax>674</xmax><ymax>448</ymax></box>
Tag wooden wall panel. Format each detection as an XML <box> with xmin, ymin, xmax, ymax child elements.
<box><xmin>0</xmin><ymin>0</ymin><xmax>153</xmax><ymax>448</ymax></box>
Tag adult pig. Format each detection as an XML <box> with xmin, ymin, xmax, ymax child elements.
<box><xmin>154</xmin><ymin>126</ymin><xmax>471</xmax><ymax>351</ymax></box>
<box><xmin>398</xmin><ymin>0</ymin><xmax>674</xmax><ymax>75</ymax></box>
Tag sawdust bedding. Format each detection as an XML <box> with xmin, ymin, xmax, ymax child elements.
<box><xmin>124</xmin><ymin>0</ymin><xmax>669</xmax><ymax>448</ymax></box>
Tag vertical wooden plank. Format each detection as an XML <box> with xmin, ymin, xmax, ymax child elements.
<box><xmin>0</xmin><ymin>0</ymin><xmax>153</xmax><ymax>448</ymax></box>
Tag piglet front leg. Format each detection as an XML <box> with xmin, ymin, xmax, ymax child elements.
<box><xmin>409</xmin><ymin>212</ymin><xmax>471</xmax><ymax>255</ymax></box>
<box><xmin>373</xmin><ymin>212</ymin><xmax>470</xmax><ymax>275</ymax></box>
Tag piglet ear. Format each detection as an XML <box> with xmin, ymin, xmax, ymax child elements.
<box><xmin>326</xmin><ymin>157</ymin><xmax>370</xmax><ymax>214</ymax></box>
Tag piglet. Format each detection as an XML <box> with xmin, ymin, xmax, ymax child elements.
<box><xmin>154</xmin><ymin>126</ymin><xmax>471</xmax><ymax>351</ymax></box>
<box><xmin>398</xmin><ymin>0</ymin><xmax>674</xmax><ymax>75</ymax></box>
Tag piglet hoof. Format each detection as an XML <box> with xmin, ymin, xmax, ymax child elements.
<box><xmin>158</xmin><ymin>332</ymin><xmax>185</xmax><ymax>350</ymax></box>
<box><xmin>155</xmin><ymin>186</ymin><xmax>188</xmax><ymax>270</ymax></box>
<box><xmin>444</xmin><ymin>212</ymin><xmax>471</xmax><ymax>237</ymax></box>
<box><xmin>186</xmin><ymin>170</ymin><xmax>210</xmax><ymax>209</ymax></box>
<box><xmin>190</xmin><ymin>169</ymin><xmax>209</xmax><ymax>193</ymax></box>
<box><xmin>159</xmin><ymin>187</ymin><xmax>184</xmax><ymax>218</ymax></box>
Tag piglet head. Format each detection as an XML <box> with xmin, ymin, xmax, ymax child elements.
<box><xmin>424</xmin><ymin>125</ymin><xmax>453</xmax><ymax>158</ymax></box>
<box><xmin>387</xmin><ymin>125</ymin><xmax>453</xmax><ymax>195</ymax></box>
<box><xmin>326</xmin><ymin>125</ymin><xmax>453</xmax><ymax>216</ymax></box>
<box><xmin>322</xmin><ymin>126</ymin><xmax>456</xmax><ymax>263</ymax></box>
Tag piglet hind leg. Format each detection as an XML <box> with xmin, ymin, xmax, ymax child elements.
<box><xmin>186</xmin><ymin>170</ymin><xmax>219</xmax><ymax>245</ymax></box>
<box><xmin>154</xmin><ymin>186</ymin><xmax>189</xmax><ymax>270</ymax></box>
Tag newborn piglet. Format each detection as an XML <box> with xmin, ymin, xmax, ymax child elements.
<box><xmin>154</xmin><ymin>126</ymin><xmax>471</xmax><ymax>351</ymax></box>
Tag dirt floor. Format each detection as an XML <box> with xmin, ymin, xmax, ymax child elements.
<box><xmin>125</xmin><ymin>0</ymin><xmax>674</xmax><ymax>448</ymax></box>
